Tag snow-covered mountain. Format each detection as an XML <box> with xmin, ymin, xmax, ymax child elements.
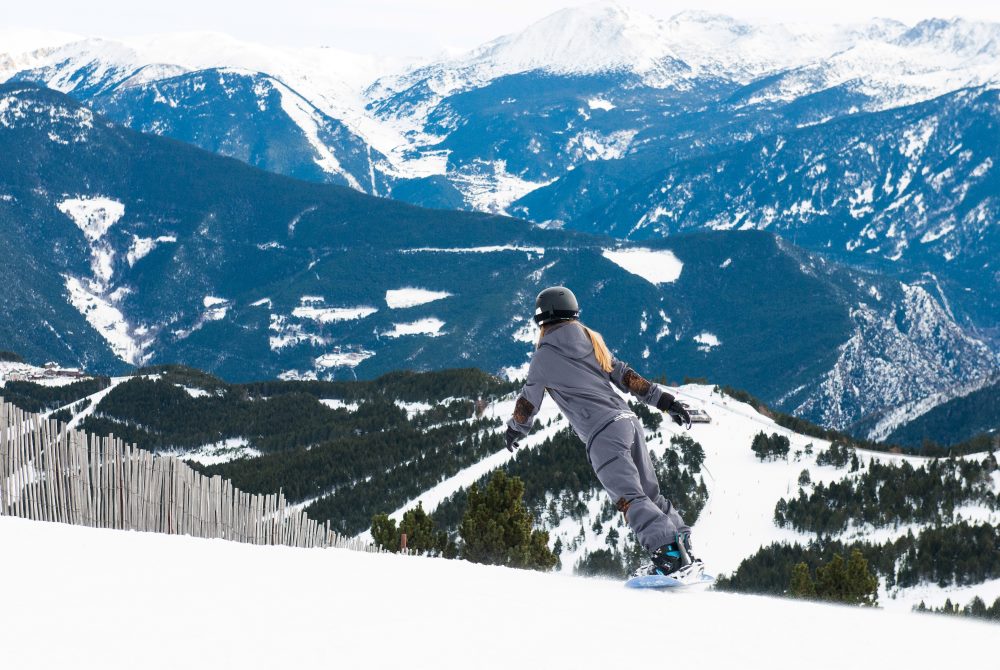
<box><xmin>1</xmin><ymin>82</ymin><xmax>995</xmax><ymax>430</ymax></box>
<box><xmin>2</xmin><ymin>6</ymin><xmax>999</xmax><ymax>428</ymax></box>
<box><xmin>5</xmin><ymin>7</ymin><xmax>999</xmax><ymax>212</ymax></box>
<box><xmin>3</xmin><ymin>32</ymin><xmax>423</xmax><ymax>192</ymax></box>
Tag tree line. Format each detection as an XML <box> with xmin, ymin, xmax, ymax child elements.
<box><xmin>3</xmin><ymin>376</ymin><xmax>110</xmax><ymax>413</ymax></box>
<box><xmin>775</xmin><ymin>456</ymin><xmax>999</xmax><ymax>534</ymax></box>
<box><xmin>716</xmin><ymin>521</ymin><xmax>1000</xmax><ymax>597</ymax></box>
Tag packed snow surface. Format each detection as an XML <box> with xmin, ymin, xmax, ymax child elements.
<box><xmin>384</xmin><ymin>288</ymin><xmax>451</xmax><ymax>309</ymax></box>
<box><xmin>601</xmin><ymin>247</ymin><xmax>683</xmax><ymax>284</ymax></box>
<box><xmin>1</xmin><ymin>516</ymin><xmax>993</xmax><ymax>670</ymax></box>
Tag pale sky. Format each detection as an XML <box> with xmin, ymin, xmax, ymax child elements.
<box><xmin>5</xmin><ymin>0</ymin><xmax>1000</xmax><ymax>59</ymax></box>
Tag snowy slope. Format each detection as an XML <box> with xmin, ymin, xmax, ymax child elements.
<box><xmin>1</xmin><ymin>515</ymin><xmax>993</xmax><ymax>670</ymax></box>
<box><xmin>374</xmin><ymin>383</ymin><xmax>1000</xmax><ymax>611</ymax></box>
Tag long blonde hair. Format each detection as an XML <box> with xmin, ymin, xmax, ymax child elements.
<box><xmin>537</xmin><ymin>321</ymin><xmax>614</xmax><ymax>373</ymax></box>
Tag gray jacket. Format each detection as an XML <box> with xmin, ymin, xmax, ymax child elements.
<box><xmin>507</xmin><ymin>321</ymin><xmax>669</xmax><ymax>446</ymax></box>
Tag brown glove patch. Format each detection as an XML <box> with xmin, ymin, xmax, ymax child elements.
<box><xmin>615</xmin><ymin>497</ymin><xmax>631</xmax><ymax>518</ymax></box>
<box><xmin>622</xmin><ymin>368</ymin><xmax>652</xmax><ymax>395</ymax></box>
<box><xmin>512</xmin><ymin>396</ymin><xmax>536</xmax><ymax>425</ymax></box>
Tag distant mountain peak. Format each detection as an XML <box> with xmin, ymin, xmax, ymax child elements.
<box><xmin>896</xmin><ymin>17</ymin><xmax>1000</xmax><ymax>57</ymax></box>
<box><xmin>463</xmin><ymin>2</ymin><xmax>686</xmax><ymax>80</ymax></box>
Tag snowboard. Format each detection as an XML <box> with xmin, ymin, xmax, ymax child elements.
<box><xmin>625</xmin><ymin>563</ymin><xmax>715</xmax><ymax>590</ymax></box>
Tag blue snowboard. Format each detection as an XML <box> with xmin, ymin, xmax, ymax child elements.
<box><xmin>625</xmin><ymin>568</ymin><xmax>715</xmax><ymax>590</ymax></box>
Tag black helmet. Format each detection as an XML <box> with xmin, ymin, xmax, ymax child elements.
<box><xmin>534</xmin><ymin>286</ymin><xmax>580</xmax><ymax>325</ymax></box>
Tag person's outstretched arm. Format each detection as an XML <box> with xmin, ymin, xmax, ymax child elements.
<box><xmin>504</xmin><ymin>349</ymin><xmax>551</xmax><ymax>450</ymax></box>
<box><xmin>610</xmin><ymin>356</ymin><xmax>691</xmax><ymax>428</ymax></box>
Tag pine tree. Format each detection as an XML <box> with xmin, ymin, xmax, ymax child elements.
<box><xmin>789</xmin><ymin>562</ymin><xmax>817</xmax><ymax>598</ymax></box>
<box><xmin>672</xmin><ymin>434</ymin><xmax>705</xmax><ymax>472</ymax></box>
<box><xmin>459</xmin><ymin>471</ymin><xmax>557</xmax><ymax>571</ymax></box>
<box><xmin>399</xmin><ymin>503</ymin><xmax>450</xmax><ymax>556</ymax></box>
<box><xmin>751</xmin><ymin>432</ymin><xmax>770</xmax><ymax>460</ymax></box>
<box><xmin>844</xmin><ymin>549</ymin><xmax>879</xmax><ymax>606</ymax></box>
<box><xmin>370</xmin><ymin>513</ymin><xmax>400</xmax><ymax>552</ymax></box>
<box><xmin>370</xmin><ymin>503</ymin><xmax>452</xmax><ymax>556</ymax></box>
<box><xmin>816</xmin><ymin>554</ymin><xmax>849</xmax><ymax>602</ymax></box>
<box><xmin>807</xmin><ymin>550</ymin><xmax>879</xmax><ymax>606</ymax></box>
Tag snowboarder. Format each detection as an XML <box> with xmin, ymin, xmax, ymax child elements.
<box><xmin>505</xmin><ymin>286</ymin><xmax>699</xmax><ymax>578</ymax></box>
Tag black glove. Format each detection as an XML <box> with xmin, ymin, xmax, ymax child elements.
<box><xmin>505</xmin><ymin>427</ymin><xmax>524</xmax><ymax>452</ymax></box>
<box><xmin>656</xmin><ymin>393</ymin><xmax>692</xmax><ymax>429</ymax></box>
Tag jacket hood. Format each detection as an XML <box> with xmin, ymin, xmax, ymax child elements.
<box><xmin>541</xmin><ymin>321</ymin><xmax>595</xmax><ymax>360</ymax></box>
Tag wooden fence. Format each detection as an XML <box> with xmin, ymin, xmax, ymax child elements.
<box><xmin>0</xmin><ymin>398</ymin><xmax>380</xmax><ymax>552</ymax></box>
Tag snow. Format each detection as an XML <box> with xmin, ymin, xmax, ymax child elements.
<box><xmin>319</xmin><ymin>399</ymin><xmax>360</xmax><ymax>412</ymax></box>
<box><xmin>379</xmin><ymin>3</ymin><xmax>692</xmax><ymax>105</ymax></box>
<box><xmin>61</xmin><ymin>375</ymin><xmax>132</xmax><ymax>430</ymax></box>
<box><xmin>291</xmin><ymin>305</ymin><xmax>378</xmax><ymax>323</ymax></box>
<box><xmin>512</xmin><ymin>320</ymin><xmax>537</xmax><ymax>344</ymax></box>
<box><xmin>863</xmin><ymin>375</ymin><xmax>997</xmax><ymax>442</ymax></box>
<box><xmin>126</xmin><ymin>235</ymin><xmax>175</xmax><ymax>266</ymax></box>
<box><xmin>9</xmin><ymin>14</ymin><xmax>1000</xmax><ymax>220</ymax></box>
<box><xmin>164</xmin><ymin>438</ymin><xmax>262</xmax><ymax>466</ymax></box>
<box><xmin>2</xmin><ymin>516</ymin><xmax>993</xmax><ymax>669</ymax></box>
<box><xmin>565</xmin><ymin>128</ymin><xmax>636</xmax><ymax>162</ymax></box>
<box><xmin>793</xmin><ymin>283</ymin><xmax>995</xmax><ymax>430</ymax></box>
<box><xmin>201</xmin><ymin>297</ymin><xmax>229</xmax><ymax>322</ymax></box>
<box><xmin>56</xmin><ymin>197</ymin><xmax>124</xmax><ymax>243</ymax></box>
<box><xmin>395</xmin><ymin>400</ymin><xmax>433</xmax><ymax>418</ymax></box>
<box><xmin>882</xmin><ymin>576</ymin><xmax>1000</xmax><ymax>614</ymax></box>
<box><xmin>268</xmin><ymin>315</ymin><xmax>328</xmax><ymax>351</ymax></box>
<box><xmin>0</xmin><ymin>361</ymin><xmax>86</xmax><ymax>389</ymax></box>
<box><xmin>501</xmin><ymin>360</ymin><xmax>532</xmax><ymax>381</ymax></box>
<box><xmin>655</xmin><ymin>309</ymin><xmax>672</xmax><ymax>341</ymax></box>
<box><xmin>364</xmin><ymin>396</ymin><xmax>566</xmax><ymax>533</ymax></box>
<box><xmin>601</xmin><ymin>247</ymin><xmax>683</xmax><ymax>285</ymax></box>
<box><xmin>403</xmin><ymin>245</ymin><xmax>544</xmax><ymax>256</ymax></box>
<box><xmin>368</xmin><ymin>380</ymin><xmax>1000</xmax><ymax>611</ymax></box>
<box><xmin>381</xmin><ymin>318</ymin><xmax>445</xmax><ymax>338</ymax></box>
<box><xmin>315</xmin><ymin>350</ymin><xmax>375</xmax><ymax>368</ymax></box>
<box><xmin>385</xmin><ymin>288</ymin><xmax>451</xmax><ymax>309</ymax></box>
<box><xmin>449</xmin><ymin>159</ymin><xmax>554</xmax><ymax>214</ymax></box>
<box><xmin>271</xmin><ymin>78</ymin><xmax>363</xmax><ymax>190</ymax></box>
<box><xmin>586</xmin><ymin>97</ymin><xmax>615</xmax><ymax>111</ymax></box>
<box><xmin>693</xmin><ymin>332</ymin><xmax>721</xmax><ymax>351</ymax></box>
<box><xmin>63</xmin><ymin>275</ymin><xmax>147</xmax><ymax>365</ymax></box>
<box><xmin>202</xmin><ymin>296</ymin><xmax>227</xmax><ymax>308</ymax></box>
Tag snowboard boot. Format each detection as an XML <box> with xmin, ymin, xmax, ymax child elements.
<box><xmin>648</xmin><ymin>532</ymin><xmax>700</xmax><ymax>577</ymax></box>
<box><xmin>649</xmin><ymin>542</ymin><xmax>684</xmax><ymax>576</ymax></box>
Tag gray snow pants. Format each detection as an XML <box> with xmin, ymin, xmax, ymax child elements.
<box><xmin>587</xmin><ymin>414</ymin><xmax>689</xmax><ymax>553</ymax></box>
